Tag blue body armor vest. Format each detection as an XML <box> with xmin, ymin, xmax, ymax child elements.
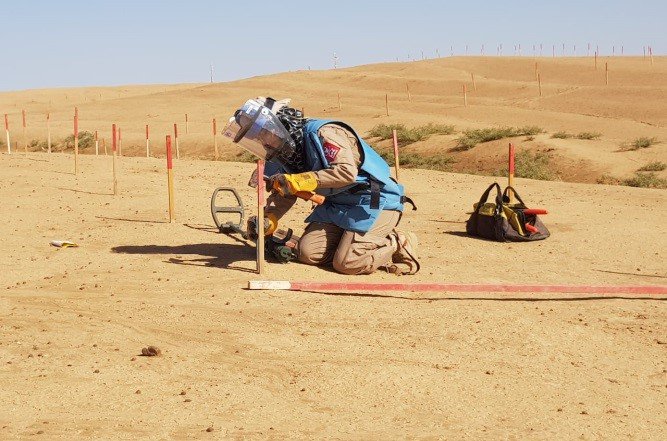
<box><xmin>295</xmin><ymin>119</ymin><xmax>405</xmax><ymax>233</ymax></box>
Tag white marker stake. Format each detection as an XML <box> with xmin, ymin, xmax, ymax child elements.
<box><xmin>212</xmin><ymin>118</ymin><xmax>218</xmax><ymax>160</ymax></box>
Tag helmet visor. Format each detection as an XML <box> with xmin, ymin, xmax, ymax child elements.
<box><xmin>222</xmin><ymin>99</ymin><xmax>293</xmax><ymax>161</ymax></box>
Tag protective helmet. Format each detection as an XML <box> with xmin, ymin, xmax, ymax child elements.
<box><xmin>222</xmin><ymin>98</ymin><xmax>296</xmax><ymax>161</ymax></box>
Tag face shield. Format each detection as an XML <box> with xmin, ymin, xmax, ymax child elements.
<box><xmin>222</xmin><ymin>98</ymin><xmax>296</xmax><ymax>161</ymax></box>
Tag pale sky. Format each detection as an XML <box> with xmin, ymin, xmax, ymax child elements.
<box><xmin>0</xmin><ymin>0</ymin><xmax>664</xmax><ymax>91</ymax></box>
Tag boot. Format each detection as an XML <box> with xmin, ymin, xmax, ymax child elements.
<box><xmin>387</xmin><ymin>230</ymin><xmax>420</xmax><ymax>275</ymax></box>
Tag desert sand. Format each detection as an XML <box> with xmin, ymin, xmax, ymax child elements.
<box><xmin>1</xmin><ymin>56</ymin><xmax>666</xmax><ymax>439</ymax></box>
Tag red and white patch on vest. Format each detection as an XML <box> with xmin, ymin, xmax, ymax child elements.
<box><xmin>322</xmin><ymin>141</ymin><xmax>341</xmax><ymax>163</ymax></box>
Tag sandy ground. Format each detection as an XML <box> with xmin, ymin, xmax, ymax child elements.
<box><xmin>1</xmin><ymin>151</ymin><xmax>665</xmax><ymax>439</ymax></box>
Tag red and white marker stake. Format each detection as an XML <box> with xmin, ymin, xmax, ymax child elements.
<box><xmin>166</xmin><ymin>135</ymin><xmax>175</xmax><ymax>222</ymax></box>
<box><xmin>173</xmin><ymin>123</ymin><xmax>180</xmax><ymax>159</ymax></box>
<box><xmin>392</xmin><ymin>129</ymin><xmax>401</xmax><ymax>181</ymax></box>
<box><xmin>46</xmin><ymin>112</ymin><xmax>51</xmax><ymax>153</ymax></box>
<box><xmin>145</xmin><ymin>124</ymin><xmax>150</xmax><ymax>157</ymax></box>
<box><xmin>508</xmin><ymin>142</ymin><xmax>516</xmax><ymax>204</ymax></box>
<box><xmin>112</xmin><ymin>124</ymin><xmax>118</xmax><ymax>195</ymax></box>
<box><xmin>94</xmin><ymin>130</ymin><xmax>99</xmax><ymax>155</ymax></box>
<box><xmin>22</xmin><ymin>109</ymin><xmax>27</xmax><ymax>154</ymax></box>
<box><xmin>74</xmin><ymin>107</ymin><xmax>79</xmax><ymax>174</ymax></box>
<box><xmin>212</xmin><ymin>118</ymin><xmax>218</xmax><ymax>160</ymax></box>
<box><xmin>4</xmin><ymin>114</ymin><xmax>10</xmax><ymax>154</ymax></box>
<box><xmin>385</xmin><ymin>94</ymin><xmax>389</xmax><ymax>117</ymax></box>
<box><xmin>256</xmin><ymin>159</ymin><xmax>265</xmax><ymax>274</ymax></box>
<box><xmin>247</xmin><ymin>281</ymin><xmax>667</xmax><ymax>296</ymax></box>
<box><xmin>185</xmin><ymin>113</ymin><xmax>188</xmax><ymax>134</ymax></box>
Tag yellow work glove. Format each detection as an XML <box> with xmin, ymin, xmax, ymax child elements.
<box><xmin>271</xmin><ymin>172</ymin><xmax>318</xmax><ymax>197</ymax></box>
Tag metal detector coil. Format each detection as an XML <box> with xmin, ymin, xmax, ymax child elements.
<box><xmin>211</xmin><ymin>187</ymin><xmax>246</xmax><ymax>237</ymax></box>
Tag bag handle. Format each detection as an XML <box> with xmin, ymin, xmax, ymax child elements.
<box><xmin>475</xmin><ymin>182</ymin><xmax>503</xmax><ymax>215</ymax></box>
<box><xmin>502</xmin><ymin>186</ymin><xmax>528</xmax><ymax>208</ymax></box>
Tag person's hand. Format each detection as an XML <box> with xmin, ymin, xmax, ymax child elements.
<box><xmin>246</xmin><ymin>214</ymin><xmax>278</xmax><ymax>240</ymax></box>
<box><xmin>269</xmin><ymin>172</ymin><xmax>318</xmax><ymax>197</ymax></box>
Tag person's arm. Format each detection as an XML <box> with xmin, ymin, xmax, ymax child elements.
<box><xmin>311</xmin><ymin>124</ymin><xmax>361</xmax><ymax>188</ymax></box>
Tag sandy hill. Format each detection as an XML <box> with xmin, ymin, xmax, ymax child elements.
<box><xmin>1</xmin><ymin>56</ymin><xmax>665</xmax><ymax>183</ymax></box>
<box><xmin>0</xmin><ymin>57</ymin><xmax>666</xmax><ymax>439</ymax></box>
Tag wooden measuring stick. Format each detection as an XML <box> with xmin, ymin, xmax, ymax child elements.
<box><xmin>4</xmin><ymin>114</ymin><xmax>10</xmax><ymax>154</ymax></box>
<box><xmin>22</xmin><ymin>110</ymin><xmax>26</xmax><ymax>154</ymax></box>
<box><xmin>94</xmin><ymin>130</ymin><xmax>99</xmax><ymax>155</ymax></box>
<box><xmin>463</xmin><ymin>84</ymin><xmax>467</xmax><ymax>107</ymax></box>
<box><xmin>174</xmin><ymin>123</ymin><xmax>180</xmax><ymax>159</ymax></box>
<box><xmin>256</xmin><ymin>159</ymin><xmax>265</xmax><ymax>274</ymax></box>
<box><xmin>145</xmin><ymin>124</ymin><xmax>150</xmax><ymax>157</ymax></box>
<box><xmin>74</xmin><ymin>107</ymin><xmax>79</xmax><ymax>174</ymax></box>
<box><xmin>212</xmin><ymin>118</ymin><xmax>218</xmax><ymax>160</ymax></box>
<box><xmin>112</xmin><ymin>124</ymin><xmax>118</xmax><ymax>195</ymax></box>
<box><xmin>508</xmin><ymin>143</ymin><xmax>516</xmax><ymax>204</ymax></box>
<box><xmin>385</xmin><ymin>94</ymin><xmax>389</xmax><ymax>116</ymax></box>
<box><xmin>166</xmin><ymin>135</ymin><xmax>175</xmax><ymax>222</ymax></box>
<box><xmin>46</xmin><ymin>112</ymin><xmax>51</xmax><ymax>153</ymax></box>
<box><xmin>392</xmin><ymin>129</ymin><xmax>401</xmax><ymax>181</ymax></box>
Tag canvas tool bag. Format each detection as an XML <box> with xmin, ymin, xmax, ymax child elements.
<box><xmin>466</xmin><ymin>182</ymin><xmax>550</xmax><ymax>242</ymax></box>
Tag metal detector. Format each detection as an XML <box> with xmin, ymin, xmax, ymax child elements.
<box><xmin>210</xmin><ymin>187</ymin><xmax>247</xmax><ymax>239</ymax></box>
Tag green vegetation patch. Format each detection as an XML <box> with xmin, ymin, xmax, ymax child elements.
<box><xmin>637</xmin><ymin>161</ymin><xmax>666</xmax><ymax>172</ymax></box>
<box><xmin>367</xmin><ymin>123</ymin><xmax>455</xmax><ymax>145</ymax></box>
<box><xmin>551</xmin><ymin>131</ymin><xmax>572</xmax><ymax>139</ymax></box>
<box><xmin>455</xmin><ymin>126</ymin><xmax>543</xmax><ymax>150</ymax></box>
<box><xmin>623</xmin><ymin>172</ymin><xmax>667</xmax><ymax>189</ymax></box>
<box><xmin>61</xmin><ymin>131</ymin><xmax>95</xmax><ymax>151</ymax></box>
<box><xmin>514</xmin><ymin>150</ymin><xmax>554</xmax><ymax>181</ymax></box>
<box><xmin>622</xmin><ymin>137</ymin><xmax>659</xmax><ymax>151</ymax></box>
<box><xmin>576</xmin><ymin>132</ymin><xmax>601</xmax><ymax>140</ymax></box>
<box><xmin>377</xmin><ymin>149</ymin><xmax>454</xmax><ymax>172</ymax></box>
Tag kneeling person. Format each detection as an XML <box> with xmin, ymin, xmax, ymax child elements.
<box><xmin>223</xmin><ymin>97</ymin><xmax>419</xmax><ymax>275</ymax></box>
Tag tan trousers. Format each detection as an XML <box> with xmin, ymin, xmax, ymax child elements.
<box><xmin>296</xmin><ymin>210</ymin><xmax>400</xmax><ymax>275</ymax></box>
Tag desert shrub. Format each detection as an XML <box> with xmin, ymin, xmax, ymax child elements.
<box><xmin>551</xmin><ymin>131</ymin><xmax>572</xmax><ymax>139</ymax></box>
<box><xmin>28</xmin><ymin>138</ymin><xmax>51</xmax><ymax>151</ymax></box>
<box><xmin>514</xmin><ymin>150</ymin><xmax>553</xmax><ymax>180</ymax></box>
<box><xmin>577</xmin><ymin>132</ymin><xmax>601</xmax><ymax>140</ymax></box>
<box><xmin>367</xmin><ymin>123</ymin><xmax>455</xmax><ymax>145</ymax></box>
<box><xmin>455</xmin><ymin>126</ymin><xmax>543</xmax><ymax>150</ymax></box>
<box><xmin>524</xmin><ymin>136</ymin><xmax>535</xmax><ymax>141</ymax></box>
<box><xmin>61</xmin><ymin>131</ymin><xmax>95</xmax><ymax>151</ymax></box>
<box><xmin>377</xmin><ymin>149</ymin><xmax>454</xmax><ymax>171</ymax></box>
<box><xmin>622</xmin><ymin>137</ymin><xmax>659</xmax><ymax>151</ymax></box>
<box><xmin>233</xmin><ymin>150</ymin><xmax>256</xmax><ymax>163</ymax></box>
<box><xmin>623</xmin><ymin>172</ymin><xmax>667</xmax><ymax>189</ymax></box>
<box><xmin>637</xmin><ymin>161</ymin><xmax>666</xmax><ymax>172</ymax></box>
<box><xmin>597</xmin><ymin>174</ymin><xmax>621</xmax><ymax>185</ymax></box>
